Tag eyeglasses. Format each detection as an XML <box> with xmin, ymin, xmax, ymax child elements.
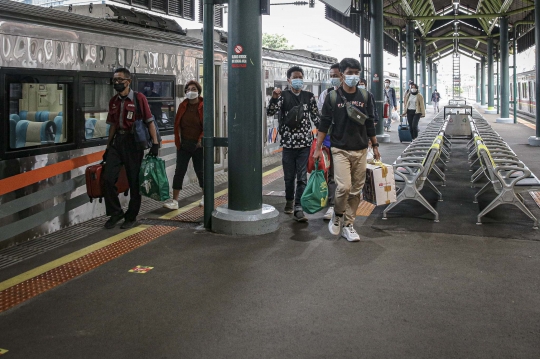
<box><xmin>112</xmin><ymin>78</ymin><xmax>129</xmax><ymax>84</ymax></box>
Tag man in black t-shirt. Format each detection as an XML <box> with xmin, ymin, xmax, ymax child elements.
<box><xmin>314</xmin><ymin>58</ymin><xmax>382</xmax><ymax>242</ymax></box>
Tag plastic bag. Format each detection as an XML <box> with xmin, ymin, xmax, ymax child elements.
<box><xmin>301</xmin><ymin>160</ymin><xmax>328</xmax><ymax>214</ymax></box>
<box><xmin>391</xmin><ymin>111</ymin><xmax>400</xmax><ymax>122</ymax></box>
<box><xmin>139</xmin><ymin>155</ymin><xmax>170</xmax><ymax>201</ymax></box>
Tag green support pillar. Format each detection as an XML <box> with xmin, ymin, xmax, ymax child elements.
<box><xmin>481</xmin><ymin>56</ymin><xmax>486</xmax><ymax>106</ymax></box>
<box><xmin>433</xmin><ymin>63</ymin><xmax>437</xmax><ymax>94</ymax></box>
<box><xmin>406</xmin><ymin>21</ymin><xmax>415</xmax><ymax>86</ymax></box>
<box><xmin>370</xmin><ymin>0</ymin><xmax>389</xmax><ymax>142</ymax></box>
<box><xmin>496</xmin><ymin>16</ymin><xmax>511</xmax><ymax>122</ymax></box>
<box><xmin>420</xmin><ymin>41</ymin><xmax>426</xmax><ymax>104</ymax></box>
<box><xmin>476</xmin><ymin>62</ymin><xmax>481</xmax><ymax>103</ymax></box>
<box><xmin>529</xmin><ymin>3</ymin><xmax>540</xmax><ymax>145</ymax></box>
<box><xmin>428</xmin><ymin>58</ymin><xmax>433</xmax><ymax>104</ymax></box>
<box><xmin>486</xmin><ymin>37</ymin><xmax>496</xmax><ymax>114</ymax></box>
<box><xmin>211</xmin><ymin>0</ymin><xmax>279</xmax><ymax>234</ymax></box>
<box><xmin>359</xmin><ymin>0</ymin><xmax>366</xmax><ymax>80</ymax></box>
<box><xmin>513</xmin><ymin>28</ymin><xmax>517</xmax><ymax>124</ymax></box>
<box><xmin>202</xmin><ymin>0</ymin><xmax>215</xmax><ymax>229</ymax></box>
<box><xmin>399</xmin><ymin>32</ymin><xmax>403</xmax><ymax>114</ymax></box>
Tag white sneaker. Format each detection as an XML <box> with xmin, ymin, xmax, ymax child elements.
<box><xmin>328</xmin><ymin>212</ymin><xmax>342</xmax><ymax>235</ymax></box>
<box><xmin>341</xmin><ymin>224</ymin><xmax>360</xmax><ymax>242</ymax></box>
<box><xmin>163</xmin><ymin>199</ymin><xmax>178</xmax><ymax>210</ymax></box>
<box><xmin>323</xmin><ymin>206</ymin><xmax>334</xmax><ymax>220</ymax></box>
<box><xmin>199</xmin><ymin>195</ymin><xmax>204</xmax><ymax>207</ymax></box>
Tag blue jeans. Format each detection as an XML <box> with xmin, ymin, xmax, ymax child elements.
<box><xmin>282</xmin><ymin>146</ymin><xmax>310</xmax><ymax>208</ymax></box>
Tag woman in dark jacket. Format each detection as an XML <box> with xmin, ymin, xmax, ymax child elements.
<box><xmin>163</xmin><ymin>80</ymin><xmax>204</xmax><ymax>209</ymax></box>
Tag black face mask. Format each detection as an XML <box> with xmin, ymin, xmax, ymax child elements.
<box><xmin>114</xmin><ymin>83</ymin><xmax>126</xmax><ymax>92</ymax></box>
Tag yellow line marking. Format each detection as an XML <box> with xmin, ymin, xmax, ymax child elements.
<box><xmin>0</xmin><ymin>226</ymin><xmax>150</xmax><ymax>292</ymax></box>
<box><xmin>159</xmin><ymin>165</ymin><xmax>283</xmax><ymax>220</ymax></box>
<box><xmin>517</xmin><ymin>118</ymin><xmax>536</xmax><ymax>130</ymax></box>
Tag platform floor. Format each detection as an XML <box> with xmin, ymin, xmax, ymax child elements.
<box><xmin>0</xmin><ymin>103</ymin><xmax>539</xmax><ymax>359</ymax></box>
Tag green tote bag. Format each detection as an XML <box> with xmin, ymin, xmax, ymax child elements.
<box><xmin>139</xmin><ymin>155</ymin><xmax>171</xmax><ymax>202</ymax></box>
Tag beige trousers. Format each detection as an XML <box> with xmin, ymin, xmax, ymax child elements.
<box><xmin>331</xmin><ymin>148</ymin><xmax>368</xmax><ymax>225</ymax></box>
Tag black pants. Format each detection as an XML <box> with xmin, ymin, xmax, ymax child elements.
<box><xmin>172</xmin><ymin>143</ymin><xmax>203</xmax><ymax>190</ymax></box>
<box><xmin>103</xmin><ymin>133</ymin><xmax>144</xmax><ymax>221</ymax></box>
<box><xmin>327</xmin><ymin>149</ymin><xmax>336</xmax><ymax>207</ymax></box>
<box><xmin>406</xmin><ymin>109</ymin><xmax>422</xmax><ymax>140</ymax></box>
<box><xmin>282</xmin><ymin>146</ymin><xmax>310</xmax><ymax>208</ymax></box>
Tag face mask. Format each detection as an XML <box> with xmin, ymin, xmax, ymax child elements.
<box><xmin>358</xmin><ymin>85</ymin><xmax>366</xmax><ymax>89</ymax></box>
<box><xmin>144</xmin><ymin>87</ymin><xmax>151</xmax><ymax>92</ymax></box>
<box><xmin>330</xmin><ymin>78</ymin><xmax>341</xmax><ymax>87</ymax></box>
<box><xmin>410</xmin><ymin>89</ymin><xmax>418</xmax><ymax>94</ymax></box>
<box><xmin>186</xmin><ymin>91</ymin><xmax>198</xmax><ymax>100</ymax></box>
<box><xmin>291</xmin><ymin>79</ymin><xmax>303</xmax><ymax>90</ymax></box>
<box><xmin>385</xmin><ymin>83</ymin><xmax>390</xmax><ymax>88</ymax></box>
<box><xmin>113</xmin><ymin>83</ymin><xmax>126</xmax><ymax>93</ymax></box>
<box><xmin>344</xmin><ymin>75</ymin><xmax>359</xmax><ymax>87</ymax></box>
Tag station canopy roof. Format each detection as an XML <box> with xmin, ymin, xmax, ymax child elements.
<box><xmin>322</xmin><ymin>0</ymin><xmax>536</xmax><ymax>60</ymax></box>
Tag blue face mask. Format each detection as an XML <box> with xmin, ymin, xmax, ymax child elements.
<box><xmin>344</xmin><ymin>75</ymin><xmax>359</xmax><ymax>87</ymax></box>
<box><xmin>330</xmin><ymin>78</ymin><xmax>341</xmax><ymax>87</ymax></box>
<box><xmin>358</xmin><ymin>85</ymin><xmax>366</xmax><ymax>89</ymax></box>
<box><xmin>291</xmin><ymin>79</ymin><xmax>304</xmax><ymax>90</ymax></box>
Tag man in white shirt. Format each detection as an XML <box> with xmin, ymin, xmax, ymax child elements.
<box><xmin>317</xmin><ymin>63</ymin><xmax>341</xmax><ymax>221</ymax></box>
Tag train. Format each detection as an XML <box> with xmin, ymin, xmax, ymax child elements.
<box><xmin>0</xmin><ymin>0</ymin><xmax>336</xmax><ymax>247</ymax></box>
<box><xmin>511</xmin><ymin>70</ymin><xmax>537</xmax><ymax>118</ymax></box>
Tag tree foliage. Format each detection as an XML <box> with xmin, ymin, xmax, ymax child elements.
<box><xmin>262</xmin><ymin>33</ymin><xmax>293</xmax><ymax>50</ymax></box>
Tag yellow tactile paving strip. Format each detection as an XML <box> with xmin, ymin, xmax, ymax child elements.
<box><xmin>517</xmin><ymin>119</ymin><xmax>536</xmax><ymax>130</ymax></box>
<box><xmin>0</xmin><ymin>226</ymin><xmax>175</xmax><ymax>313</ymax></box>
<box><xmin>530</xmin><ymin>191</ymin><xmax>540</xmax><ymax>209</ymax></box>
<box><xmin>166</xmin><ymin>168</ymin><xmax>285</xmax><ymax>223</ymax></box>
<box><xmin>356</xmin><ymin>201</ymin><xmax>376</xmax><ymax>217</ymax></box>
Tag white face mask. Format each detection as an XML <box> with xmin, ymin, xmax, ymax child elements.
<box><xmin>385</xmin><ymin>83</ymin><xmax>390</xmax><ymax>88</ymax></box>
<box><xmin>186</xmin><ymin>91</ymin><xmax>198</xmax><ymax>100</ymax></box>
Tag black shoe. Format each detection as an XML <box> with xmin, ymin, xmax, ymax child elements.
<box><xmin>284</xmin><ymin>200</ymin><xmax>294</xmax><ymax>214</ymax></box>
<box><xmin>120</xmin><ymin>220</ymin><xmax>138</xmax><ymax>229</ymax></box>
<box><xmin>104</xmin><ymin>214</ymin><xmax>124</xmax><ymax>229</ymax></box>
<box><xmin>294</xmin><ymin>209</ymin><xmax>308</xmax><ymax>222</ymax></box>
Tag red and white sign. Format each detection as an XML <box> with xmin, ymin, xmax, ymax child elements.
<box><xmin>234</xmin><ymin>44</ymin><xmax>243</xmax><ymax>54</ymax></box>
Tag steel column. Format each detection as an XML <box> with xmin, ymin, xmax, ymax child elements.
<box><xmin>399</xmin><ymin>31</ymin><xmax>403</xmax><ymax>114</ymax></box>
<box><xmin>513</xmin><ymin>28</ymin><xmax>517</xmax><ymax>124</ymax></box>
<box><xmin>532</xmin><ymin>1</ymin><xmax>540</xmax><ymax>144</ymax></box>
<box><xmin>487</xmin><ymin>37</ymin><xmax>495</xmax><ymax>111</ymax></box>
<box><xmin>370</xmin><ymin>0</ymin><xmax>385</xmax><ymax>138</ymax></box>
<box><xmin>420</xmin><ymin>41</ymin><xmax>426</xmax><ymax>104</ymax></box>
<box><xmin>476</xmin><ymin>62</ymin><xmax>481</xmax><ymax>103</ymax></box>
<box><xmin>428</xmin><ymin>58</ymin><xmax>432</xmax><ymax>104</ymax></box>
<box><xmin>227</xmin><ymin>0</ymin><xmax>263</xmax><ymax>211</ymax></box>
<box><xmin>433</xmin><ymin>63</ymin><xmax>437</xmax><ymax>94</ymax></box>
<box><xmin>481</xmin><ymin>56</ymin><xmax>486</xmax><ymax>105</ymax></box>
<box><xmin>406</xmin><ymin>21</ymin><xmax>415</xmax><ymax>86</ymax></box>
<box><xmin>202</xmin><ymin>0</ymin><xmax>215</xmax><ymax>229</ymax></box>
<box><xmin>359</xmin><ymin>0</ymin><xmax>366</xmax><ymax>80</ymax></box>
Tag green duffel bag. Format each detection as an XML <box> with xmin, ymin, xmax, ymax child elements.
<box><xmin>300</xmin><ymin>160</ymin><xmax>328</xmax><ymax>214</ymax></box>
<box><xmin>139</xmin><ymin>155</ymin><xmax>170</xmax><ymax>202</ymax></box>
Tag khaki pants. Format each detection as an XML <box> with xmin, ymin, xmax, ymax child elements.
<box><xmin>332</xmin><ymin>147</ymin><xmax>367</xmax><ymax>226</ymax></box>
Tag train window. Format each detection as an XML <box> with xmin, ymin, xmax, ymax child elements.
<box><xmin>82</xmin><ymin>77</ymin><xmax>114</xmax><ymax>140</ymax></box>
<box><xmin>522</xmin><ymin>83</ymin><xmax>528</xmax><ymax>99</ymax></box>
<box><xmin>136</xmin><ymin>80</ymin><xmax>175</xmax><ymax>130</ymax></box>
<box><xmin>8</xmin><ymin>81</ymin><xmax>69</xmax><ymax>150</ymax></box>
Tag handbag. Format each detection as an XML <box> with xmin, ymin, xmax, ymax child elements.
<box><xmin>132</xmin><ymin>92</ymin><xmax>161</xmax><ymax>151</ymax></box>
<box><xmin>329</xmin><ymin>88</ymin><xmax>369</xmax><ymax>126</ymax></box>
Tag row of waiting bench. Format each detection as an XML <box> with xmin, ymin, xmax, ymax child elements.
<box><xmin>381</xmin><ymin>105</ymin><xmax>539</xmax><ymax>229</ymax></box>
<box><xmin>468</xmin><ymin>112</ymin><xmax>539</xmax><ymax>229</ymax></box>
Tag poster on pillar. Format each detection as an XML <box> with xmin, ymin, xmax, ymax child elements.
<box><xmin>231</xmin><ymin>44</ymin><xmax>247</xmax><ymax>69</ymax></box>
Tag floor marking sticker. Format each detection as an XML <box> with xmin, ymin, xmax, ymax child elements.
<box><xmin>0</xmin><ymin>348</ymin><xmax>8</xmax><ymax>355</ymax></box>
<box><xmin>129</xmin><ymin>265</ymin><xmax>154</xmax><ymax>274</ymax></box>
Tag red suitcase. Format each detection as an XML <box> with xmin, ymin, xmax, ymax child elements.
<box><xmin>86</xmin><ymin>163</ymin><xmax>129</xmax><ymax>203</ymax></box>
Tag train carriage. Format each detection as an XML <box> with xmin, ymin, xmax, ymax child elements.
<box><xmin>0</xmin><ymin>0</ymin><xmax>333</xmax><ymax>247</ymax></box>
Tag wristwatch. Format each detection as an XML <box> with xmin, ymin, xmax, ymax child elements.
<box><xmin>371</xmin><ymin>143</ymin><xmax>380</xmax><ymax>148</ymax></box>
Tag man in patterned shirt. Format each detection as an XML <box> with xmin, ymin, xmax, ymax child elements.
<box><xmin>267</xmin><ymin>66</ymin><xmax>320</xmax><ymax>222</ymax></box>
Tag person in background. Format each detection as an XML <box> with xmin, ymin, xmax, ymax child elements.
<box><xmin>103</xmin><ymin>68</ymin><xmax>160</xmax><ymax>229</ymax></box>
<box><xmin>163</xmin><ymin>80</ymin><xmax>204</xmax><ymax>210</ymax></box>
<box><xmin>402</xmin><ymin>83</ymin><xmax>426</xmax><ymax>140</ymax></box>
<box><xmin>431</xmin><ymin>88</ymin><xmax>441</xmax><ymax>113</ymax></box>
<box><xmin>267</xmin><ymin>66</ymin><xmax>320</xmax><ymax>222</ymax></box>
<box><xmin>314</xmin><ymin>58</ymin><xmax>381</xmax><ymax>242</ymax></box>
<box><xmin>317</xmin><ymin>63</ymin><xmax>341</xmax><ymax>221</ymax></box>
<box><xmin>383</xmin><ymin>79</ymin><xmax>398</xmax><ymax>132</ymax></box>
<box><xmin>143</xmin><ymin>82</ymin><xmax>164</xmax><ymax>126</ymax></box>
